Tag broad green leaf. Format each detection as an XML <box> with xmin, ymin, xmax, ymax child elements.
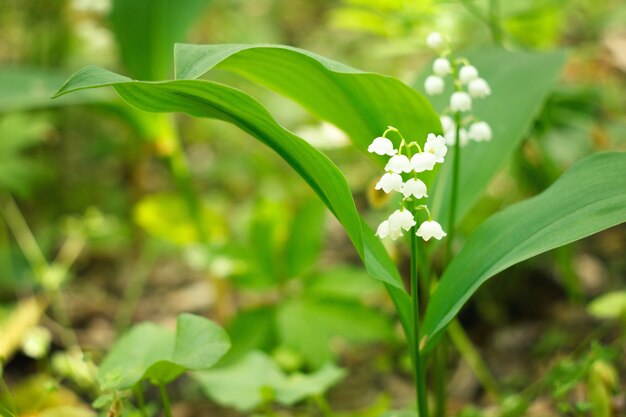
<box><xmin>98</xmin><ymin>313</ymin><xmax>229</xmax><ymax>389</ymax></box>
<box><xmin>110</xmin><ymin>0</ymin><xmax>212</xmax><ymax>80</ymax></box>
<box><xmin>587</xmin><ymin>291</ymin><xmax>626</xmax><ymax>320</ymax></box>
<box><xmin>0</xmin><ymin>68</ymin><xmax>106</xmax><ymax>112</ymax></box>
<box><xmin>307</xmin><ymin>265</ymin><xmax>384</xmax><ymax>300</ymax></box>
<box><xmin>174</xmin><ymin>43</ymin><xmax>441</xmax><ymax>157</ymax></box>
<box><xmin>54</xmin><ymin>66</ymin><xmax>412</xmax><ymax>338</ymax></box>
<box><xmin>221</xmin><ymin>307</ymin><xmax>276</xmax><ymax>365</ymax></box>
<box><xmin>194</xmin><ymin>351</ymin><xmax>344</xmax><ymax>411</ymax></box>
<box><xmin>422</xmin><ymin>152</ymin><xmax>626</xmax><ymax>352</ymax></box>
<box><xmin>415</xmin><ymin>48</ymin><xmax>566</xmax><ymax>229</ymax></box>
<box><xmin>276</xmin><ymin>297</ymin><xmax>394</xmax><ymax>368</ymax></box>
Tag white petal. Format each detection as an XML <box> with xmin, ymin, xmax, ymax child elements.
<box><xmin>450</xmin><ymin>91</ymin><xmax>472</xmax><ymax>112</ymax></box>
<box><xmin>368</xmin><ymin>137</ymin><xmax>397</xmax><ymax>156</ymax></box>
<box><xmin>375</xmin><ymin>173</ymin><xmax>404</xmax><ymax>193</ymax></box>
<box><xmin>385</xmin><ymin>155</ymin><xmax>412</xmax><ymax>173</ymax></box>
<box><xmin>401</xmin><ymin>178</ymin><xmax>428</xmax><ymax>199</ymax></box>
<box><xmin>440</xmin><ymin>115</ymin><xmax>455</xmax><ymax>133</ymax></box>
<box><xmin>433</xmin><ymin>58</ymin><xmax>452</xmax><ymax>76</ymax></box>
<box><xmin>468</xmin><ymin>121</ymin><xmax>492</xmax><ymax>142</ymax></box>
<box><xmin>411</xmin><ymin>152</ymin><xmax>437</xmax><ymax>172</ymax></box>
<box><xmin>459</xmin><ymin>65</ymin><xmax>479</xmax><ymax>84</ymax></box>
<box><xmin>416</xmin><ymin>220</ymin><xmax>447</xmax><ymax>241</ymax></box>
<box><xmin>426</xmin><ymin>32</ymin><xmax>445</xmax><ymax>50</ymax></box>
<box><xmin>424</xmin><ymin>75</ymin><xmax>445</xmax><ymax>96</ymax></box>
<box><xmin>375</xmin><ymin>220</ymin><xmax>390</xmax><ymax>238</ymax></box>
<box><xmin>468</xmin><ymin>78</ymin><xmax>491</xmax><ymax>98</ymax></box>
<box><xmin>388</xmin><ymin>209</ymin><xmax>416</xmax><ymax>231</ymax></box>
<box><xmin>425</xmin><ymin>134</ymin><xmax>448</xmax><ymax>163</ymax></box>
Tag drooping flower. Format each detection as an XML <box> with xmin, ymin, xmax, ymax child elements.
<box><xmin>388</xmin><ymin>209</ymin><xmax>416</xmax><ymax>231</ymax></box>
<box><xmin>440</xmin><ymin>115</ymin><xmax>455</xmax><ymax>134</ymax></box>
<box><xmin>444</xmin><ymin>127</ymin><xmax>468</xmax><ymax>147</ymax></box>
<box><xmin>425</xmin><ymin>133</ymin><xmax>448</xmax><ymax>163</ymax></box>
<box><xmin>375</xmin><ymin>220</ymin><xmax>403</xmax><ymax>240</ymax></box>
<box><xmin>450</xmin><ymin>91</ymin><xmax>472</xmax><ymax>112</ymax></box>
<box><xmin>424</xmin><ymin>75</ymin><xmax>445</xmax><ymax>95</ymax></box>
<box><xmin>411</xmin><ymin>152</ymin><xmax>437</xmax><ymax>172</ymax></box>
<box><xmin>433</xmin><ymin>58</ymin><xmax>452</xmax><ymax>76</ymax></box>
<box><xmin>368</xmin><ymin>136</ymin><xmax>397</xmax><ymax>156</ymax></box>
<box><xmin>416</xmin><ymin>220</ymin><xmax>447</xmax><ymax>241</ymax></box>
<box><xmin>468</xmin><ymin>78</ymin><xmax>491</xmax><ymax>98</ymax></box>
<box><xmin>401</xmin><ymin>178</ymin><xmax>428</xmax><ymax>199</ymax></box>
<box><xmin>375</xmin><ymin>172</ymin><xmax>403</xmax><ymax>193</ymax></box>
<box><xmin>468</xmin><ymin>121</ymin><xmax>492</xmax><ymax>142</ymax></box>
<box><xmin>426</xmin><ymin>32</ymin><xmax>445</xmax><ymax>51</ymax></box>
<box><xmin>459</xmin><ymin>65</ymin><xmax>479</xmax><ymax>84</ymax></box>
<box><xmin>385</xmin><ymin>154</ymin><xmax>412</xmax><ymax>173</ymax></box>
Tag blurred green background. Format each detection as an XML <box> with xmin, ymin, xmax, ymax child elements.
<box><xmin>0</xmin><ymin>0</ymin><xmax>625</xmax><ymax>416</ymax></box>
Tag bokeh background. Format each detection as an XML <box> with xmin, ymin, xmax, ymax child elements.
<box><xmin>1</xmin><ymin>0</ymin><xmax>625</xmax><ymax>416</ymax></box>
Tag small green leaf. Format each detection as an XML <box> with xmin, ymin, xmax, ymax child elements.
<box><xmin>423</xmin><ymin>152</ymin><xmax>626</xmax><ymax>352</ymax></box>
<box><xmin>98</xmin><ymin>314</ymin><xmax>229</xmax><ymax>390</ymax></box>
<box><xmin>194</xmin><ymin>351</ymin><xmax>344</xmax><ymax>411</ymax></box>
<box><xmin>588</xmin><ymin>291</ymin><xmax>626</xmax><ymax>320</ymax></box>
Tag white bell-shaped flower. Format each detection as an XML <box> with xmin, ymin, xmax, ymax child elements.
<box><xmin>440</xmin><ymin>115</ymin><xmax>455</xmax><ymax>134</ymax></box>
<box><xmin>368</xmin><ymin>136</ymin><xmax>397</xmax><ymax>156</ymax></box>
<box><xmin>424</xmin><ymin>75</ymin><xmax>445</xmax><ymax>96</ymax></box>
<box><xmin>401</xmin><ymin>178</ymin><xmax>428</xmax><ymax>199</ymax></box>
<box><xmin>411</xmin><ymin>152</ymin><xmax>437</xmax><ymax>172</ymax></box>
<box><xmin>388</xmin><ymin>209</ymin><xmax>416</xmax><ymax>231</ymax></box>
<box><xmin>433</xmin><ymin>58</ymin><xmax>452</xmax><ymax>76</ymax></box>
<box><xmin>450</xmin><ymin>91</ymin><xmax>472</xmax><ymax>112</ymax></box>
<box><xmin>459</xmin><ymin>65</ymin><xmax>479</xmax><ymax>84</ymax></box>
<box><xmin>445</xmin><ymin>127</ymin><xmax>468</xmax><ymax>147</ymax></box>
<box><xmin>375</xmin><ymin>220</ymin><xmax>404</xmax><ymax>240</ymax></box>
<box><xmin>425</xmin><ymin>133</ymin><xmax>448</xmax><ymax>163</ymax></box>
<box><xmin>468</xmin><ymin>121</ymin><xmax>492</xmax><ymax>142</ymax></box>
<box><xmin>468</xmin><ymin>78</ymin><xmax>491</xmax><ymax>98</ymax></box>
<box><xmin>375</xmin><ymin>172</ymin><xmax>404</xmax><ymax>193</ymax></box>
<box><xmin>426</xmin><ymin>32</ymin><xmax>445</xmax><ymax>51</ymax></box>
<box><xmin>385</xmin><ymin>154</ymin><xmax>412</xmax><ymax>173</ymax></box>
<box><xmin>416</xmin><ymin>220</ymin><xmax>447</xmax><ymax>241</ymax></box>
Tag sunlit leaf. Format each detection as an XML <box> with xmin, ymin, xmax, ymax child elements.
<box><xmin>98</xmin><ymin>314</ymin><xmax>229</xmax><ymax>389</ymax></box>
<box><xmin>422</xmin><ymin>152</ymin><xmax>626</xmax><ymax>352</ymax></box>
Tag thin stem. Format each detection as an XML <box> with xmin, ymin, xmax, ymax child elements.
<box><xmin>159</xmin><ymin>383</ymin><xmax>173</xmax><ymax>417</ymax></box>
<box><xmin>410</xmin><ymin>231</ymin><xmax>429</xmax><ymax>417</ymax></box>
<box><xmin>445</xmin><ymin>111</ymin><xmax>462</xmax><ymax>264</ymax></box>
<box><xmin>134</xmin><ymin>382</ymin><xmax>148</xmax><ymax>417</ymax></box>
<box><xmin>448</xmin><ymin>320</ymin><xmax>501</xmax><ymax>400</ymax></box>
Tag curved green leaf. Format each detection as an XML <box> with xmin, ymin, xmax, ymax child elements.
<box><xmin>99</xmin><ymin>313</ymin><xmax>229</xmax><ymax>389</ymax></box>
<box><xmin>422</xmin><ymin>152</ymin><xmax>626</xmax><ymax>352</ymax></box>
<box><xmin>54</xmin><ymin>66</ymin><xmax>412</xmax><ymax>335</ymax></box>
<box><xmin>414</xmin><ymin>47</ymin><xmax>567</xmax><ymax>228</ymax></box>
<box><xmin>174</xmin><ymin>43</ymin><xmax>441</xmax><ymax>157</ymax></box>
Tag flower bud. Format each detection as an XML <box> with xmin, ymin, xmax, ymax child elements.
<box><xmin>468</xmin><ymin>78</ymin><xmax>491</xmax><ymax>98</ymax></box>
<box><xmin>416</xmin><ymin>220</ymin><xmax>447</xmax><ymax>241</ymax></box>
<box><xmin>424</xmin><ymin>75</ymin><xmax>445</xmax><ymax>96</ymax></box>
<box><xmin>426</xmin><ymin>32</ymin><xmax>445</xmax><ymax>51</ymax></box>
<box><xmin>450</xmin><ymin>91</ymin><xmax>472</xmax><ymax>112</ymax></box>
<box><xmin>432</xmin><ymin>58</ymin><xmax>452</xmax><ymax>76</ymax></box>
<box><xmin>459</xmin><ymin>65</ymin><xmax>479</xmax><ymax>84</ymax></box>
<box><xmin>468</xmin><ymin>121</ymin><xmax>492</xmax><ymax>142</ymax></box>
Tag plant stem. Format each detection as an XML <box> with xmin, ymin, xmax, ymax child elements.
<box><xmin>159</xmin><ymin>382</ymin><xmax>173</xmax><ymax>417</ymax></box>
<box><xmin>445</xmin><ymin>111</ymin><xmax>462</xmax><ymax>264</ymax></box>
<box><xmin>410</xmin><ymin>231</ymin><xmax>429</xmax><ymax>417</ymax></box>
<box><xmin>448</xmin><ymin>320</ymin><xmax>501</xmax><ymax>400</ymax></box>
<box><xmin>134</xmin><ymin>382</ymin><xmax>148</xmax><ymax>417</ymax></box>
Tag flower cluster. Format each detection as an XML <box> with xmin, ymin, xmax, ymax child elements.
<box><xmin>424</xmin><ymin>32</ymin><xmax>493</xmax><ymax>147</ymax></box>
<box><xmin>369</xmin><ymin>127</ymin><xmax>447</xmax><ymax>242</ymax></box>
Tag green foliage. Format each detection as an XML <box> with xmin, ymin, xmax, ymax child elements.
<box><xmin>54</xmin><ymin>63</ymin><xmax>413</xmax><ymax>339</ymax></box>
<box><xmin>587</xmin><ymin>291</ymin><xmax>626</xmax><ymax>320</ymax></box>
<box><xmin>0</xmin><ymin>114</ymin><xmax>49</xmax><ymax>196</ymax></box>
<box><xmin>98</xmin><ymin>313</ymin><xmax>229</xmax><ymax>390</ymax></box>
<box><xmin>414</xmin><ymin>47</ymin><xmax>567</xmax><ymax>228</ymax></box>
<box><xmin>194</xmin><ymin>351</ymin><xmax>345</xmax><ymax>411</ymax></box>
<box><xmin>110</xmin><ymin>0</ymin><xmax>212</xmax><ymax>80</ymax></box>
<box><xmin>422</xmin><ymin>152</ymin><xmax>626</xmax><ymax>352</ymax></box>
